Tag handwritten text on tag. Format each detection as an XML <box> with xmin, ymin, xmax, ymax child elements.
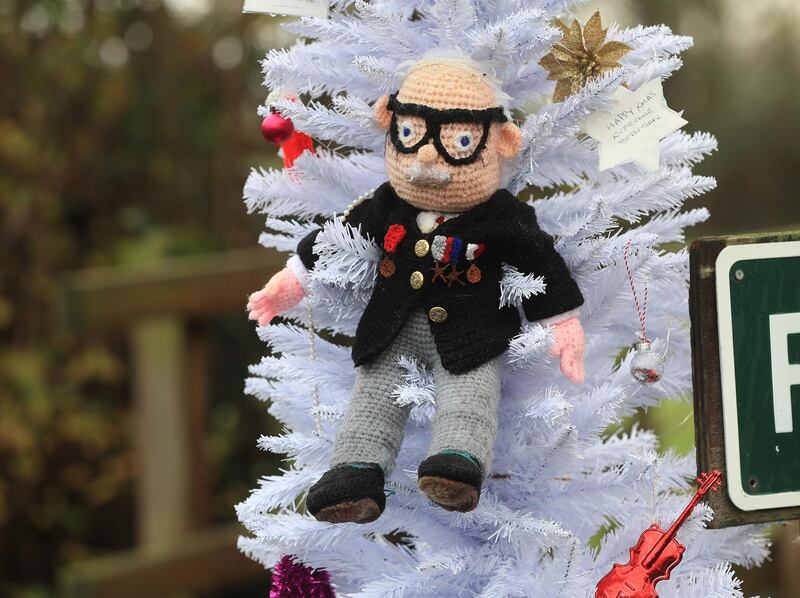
<box><xmin>581</xmin><ymin>79</ymin><xmax>687</xmax><ymax>172</ymax></box>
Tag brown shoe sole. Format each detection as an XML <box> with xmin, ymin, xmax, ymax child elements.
<box><xmin>418</xmin><ymin>476</ymin><xmax>479</xmax><ymax>512</ymax></box>
<box><xmin>315</xmin><ymin>497</ymin><xmax>381</xmax><ymax>524</ymax></box>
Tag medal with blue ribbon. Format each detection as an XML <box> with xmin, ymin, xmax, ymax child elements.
<box><xmin>431</xmin><ymin>236</ymin><xmax>469</xmax><ymax>287</ymax></box>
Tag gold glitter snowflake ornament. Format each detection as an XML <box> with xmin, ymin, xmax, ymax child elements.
<box><xmin>539</xmin><ymin>11</ymin><xmax>632</xmax><ymax>103</ymax></box>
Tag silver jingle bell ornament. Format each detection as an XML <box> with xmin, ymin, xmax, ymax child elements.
<box><xmin>630</xmin><ymin>341</ymin><xmax>665</xmax><ymax>385</ymax></box>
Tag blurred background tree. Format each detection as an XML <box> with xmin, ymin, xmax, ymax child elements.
<box><xmin>0</xmin><ymin>0</ymin><xmax>286</xmax><ymax>593</ymax></box>
<box><xmin>0</xmin><ymin>0</ymin><xmax>798</xmax><ymax>595</ymax></box>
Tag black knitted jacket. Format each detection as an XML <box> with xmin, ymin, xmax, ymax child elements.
<box><xmin>297</xmin><ymin>182</ymin><xmax>584</xmax><ymax>374</ymax></box>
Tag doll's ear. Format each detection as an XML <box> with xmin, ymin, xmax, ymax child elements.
<box><xmin>374</xmin><ymin>95</ymin><xmax>392</xmax><ymax>130</ymax></box>
<box><xmin>496</xmin><ymin>122</ymin><xmax>522</xmax><ymax>159</ymax></box>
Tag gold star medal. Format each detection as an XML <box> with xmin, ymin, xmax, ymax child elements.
<box><xmin>431</xmin><ymin>262</ymin><xmax>448</xmax><ymax>283</ymax></box>
<box><xmin>539</xmin><ymin>12</ymin><xmax>632</xmax><ymax>103</ymax></box>
<box><xmin>445</xmin><ymin>266</ymin><xmax>466</xmax><ymax>288</ymax></box>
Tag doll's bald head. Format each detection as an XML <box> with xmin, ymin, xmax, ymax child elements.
<box><xmin>374</xmin><ymin>57</ymin><xmax>522</xmax><ymax>212</ymax></box>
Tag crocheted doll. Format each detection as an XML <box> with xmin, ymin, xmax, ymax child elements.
<box><xmin>248</xmin><ymin>56</ymin><xmax>586</xmax><ymax>524</ymax></box>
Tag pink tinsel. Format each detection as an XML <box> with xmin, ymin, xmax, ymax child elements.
<box><xmin>270</xmin><ymin>555</ymin><xmax>336</xmax><ymax>598</ymax></box>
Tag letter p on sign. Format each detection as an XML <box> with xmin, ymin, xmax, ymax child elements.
<box><xmin>714</xmin><ymin>239</ymin><xmax>800</xmax><ymax>511</ymax></box>
<box><xmin>770</xmin><ymin>312</ymin><xmax>800</xmax><ymax>434</ymax></box>
<box><xmin>691</xmin><ymin>234</ymin><xmax>800</xmax><ymax>521</ymax></box>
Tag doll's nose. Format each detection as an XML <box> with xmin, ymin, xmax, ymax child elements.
<box><xmin>417</xmin><ymin>142</ymin><xmax>438</xmax><ymax>164</ymax></box>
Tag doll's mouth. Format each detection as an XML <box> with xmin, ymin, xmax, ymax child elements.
<box><xmin>405</xmin><ymin>163</ymin><xmax>451</xmax><ymax>188</ymax></box>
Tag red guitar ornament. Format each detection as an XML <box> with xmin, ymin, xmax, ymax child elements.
<box><xmin>595</xmin><ymin>470</ymin><xmax>723</xmax><ymax>598</ymax></box>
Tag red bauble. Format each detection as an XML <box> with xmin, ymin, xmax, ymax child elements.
<box><xmin>261</xmin><ymin>112</ymin><xmax>295</xmax><ymax>145</ymax></box>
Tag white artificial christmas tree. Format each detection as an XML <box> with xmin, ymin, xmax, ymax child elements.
<box><xmin>237</xmin><ymin>2</ymin><xmax>769</xmax><ymax>596</ymax></box>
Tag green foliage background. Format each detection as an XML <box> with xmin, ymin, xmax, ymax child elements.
<box><xmin>0</xmin><ymin>0</ymin><xmax>280</xmax><ymax>592</ymax></box>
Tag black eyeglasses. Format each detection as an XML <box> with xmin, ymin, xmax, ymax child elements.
<box><xmin>387</xmin><ymin>94</ymin><xmax>508</xmax><ymax>166</ymax></box>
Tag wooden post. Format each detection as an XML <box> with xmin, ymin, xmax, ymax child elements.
<box><xmin>778</xmin><ymin>521</ymin><xmax>800</xmax><ymax>597</ymax></box>
<box><xmin>185</xmin><ymin>322</ymin><xmax>211</xmax><ymax>529</ymax></box>
<box><xmin>58</xmin><ymin>248</ymin><xmax>286</xmax><ymax>593</ymax></box>
<box><xmin>131</xmin><ymin>317</ymin><xmax>192</xmax><ymax>552</ymax></box>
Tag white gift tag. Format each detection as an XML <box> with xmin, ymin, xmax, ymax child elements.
<box><xmin>581</xmin><ymin>79</ymin><xmax>687</xmax><ymax>172</ymax></box>
<box><xmin>243</xmin><ymin>0</ymin><xmax>328</xmax><ymax>16</ymax></box>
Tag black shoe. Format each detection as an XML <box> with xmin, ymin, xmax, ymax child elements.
<box><xmin>307</xmin><ymin>463</ymin><xmax>385</xmax><ymax>524</ymax></box>
<box><xmin>418</xmin><ymin>451</ymin><xmax>483</xmax><ymax>513</ymax></box>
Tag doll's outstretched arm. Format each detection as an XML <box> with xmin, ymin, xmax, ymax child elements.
<box><xmin>247</xmin><ymin>185</ymin><xmax>388</xmax><ymax>327</ymax></box>
<box><xmin>502</xmin><ymin>199</ymin><xmax>585</xmax><ymax>384</ymax></box>
<box><xmin>545</xmin><ymin>311</ymin><xmax>585</xmax><ymax>385</ymax></box>
<box><xmin>524</xmin><ymin>245</ymin><xmax>585</xmax><ymax>385</ymax></box>
<box><xmin>247</xmin><ymin>256</ymin><xmax>308</xmax><ymax>326</ymax></box>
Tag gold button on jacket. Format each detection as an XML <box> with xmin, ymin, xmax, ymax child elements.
<box><xmin>414</xmin><ymin>239</ymin><xmax>430</xmax><ymax>257</ymax></box>
<box><xmin>428</xmin><ymin>306</ymin><xmax>448</xmax><ymax>323</ymax></box>
<box><xmin>410</xmin><ymin>271</ymin><xmax>424</xmax><ymax>290</ymax></box>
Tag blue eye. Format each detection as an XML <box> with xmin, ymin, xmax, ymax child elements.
<box><xmin>455</xmin><ymin>131</ymin><xmax>474</xmax><ymax>151</ymax></box>
<box><xmin>399</xmin><ymin>120</ymin><xmax>415</xmax><ymax>143</ymax></box>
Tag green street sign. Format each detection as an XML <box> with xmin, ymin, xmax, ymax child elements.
<box><xmin>716</xmin><ymin>241</ymin><xmax>800</xmax><ymax>511</ymax></box>
<box><xmin>691</xmin><ymin>232</ymin><xmax>800</xmax><ymax>527</ymax></box>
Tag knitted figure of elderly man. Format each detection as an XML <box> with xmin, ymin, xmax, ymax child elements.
<box><xmin>248</xmin><ymin>57</ymin><xmax>585</xmax><ymax>524</ymax></box>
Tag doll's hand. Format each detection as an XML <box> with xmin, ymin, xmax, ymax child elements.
<box><xmin>550</xmin><ymin>317</ymin><xmax>585</xmax><ymax>385</ymax></box>
<box><xmin>247</xmin><ymin>267</ymin><xmax>306</xmax><ymax>326</ymax></box>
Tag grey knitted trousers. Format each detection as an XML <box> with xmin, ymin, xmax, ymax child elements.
<box><xmin>331</xmin><ymin>310</ymin><xmax>502</xmax><ymax>476</ymax></box>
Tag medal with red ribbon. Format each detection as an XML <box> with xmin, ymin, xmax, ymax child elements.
<box><xmin>380</xmin><ymin>224</ymin><xmax>406</xmax><ymax>278</ymax></box>
<box><xmin>465</xmin><ymin>243</ymin><xmax>485</xmax><ymax>283</ymax></box>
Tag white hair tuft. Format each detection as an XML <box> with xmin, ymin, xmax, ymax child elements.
<box><xmin>396</xmin><ymin>49</ymin><xmax>512</xmax><ymax>109</ymax></box>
